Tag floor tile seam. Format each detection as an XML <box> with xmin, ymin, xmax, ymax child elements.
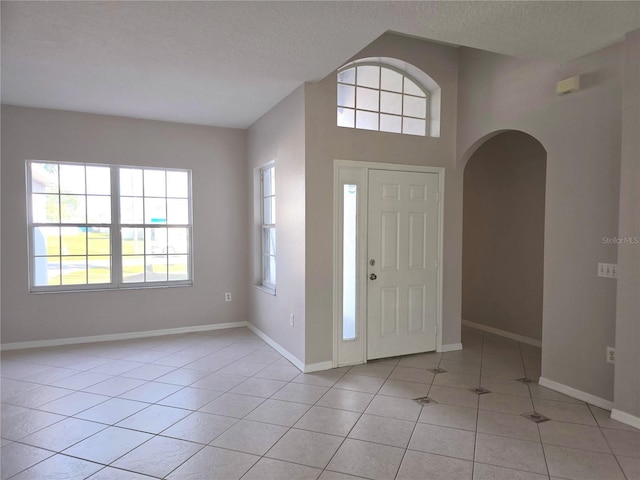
<box><xmin>3</xmin><ymin>438</ymin><xmax>64</xmax><ymax>457</ymax></box>
<box><xmin>112</xmin><ymin>408</ymin><xmax>195</xmax><ymax>436</ymax></box>
<box><xmin>156</xmin><ymin>422</ymin><xmax>238</xmax><ymax>446</ymax></box>
<box><xmin>1</xmin><ymin>411</ymin><xmax>69</xmax><ymax>443</ymax></box>
<box><xmin>210</xmin><ymin>426</ymin><xmax>290</xmax><ymax>460</ymax></box>
<box><xmin>405</xmin><ymin>444</ymin><xmax>473</xmax><ymax>462</ymax></box>
<box><xmin>522</xmin><ymin>414</ymin><xmax>600</xmax><ymax>428</ymax></box>
<box><xmin>10</xmin><ymin>368</ymin><xmax>89</xmax><ymax>385</ymax></box>
<box><xmin>539</xmin><ymin>438</ymin><xmax>615</xmax><ymax>455</ymax></box>
<box><xmin>73</xmin><ymin>397</ymin><xmax>159</xmax><ymax>429</ymax></box>
<box><xmin>1</xmin><ymin>383</ymin><xmax>84</xmax><ymax>405</ymax></box>
<box><xmin>472</xmin><ymin>459</ymin><xmax>551</xmax><ymax>478</ymax></box>
<box><xmin>143</xmin><ymin>438</ymin><xmax>210</xmax><ymax>479</ymax></box>
<box><xmin>346</xmin><ymin>427</ymin><xmax>413</xmax><ymax>450</ymax></box>
<box><xmin>96</xmin><ymin>464</ymin><xmax>164</xmax><ymax>480</ymax></box>
<box><xmin>94</xmin><ymin>426</ymin><xmax>206</xmax><ymax>474</ymax></box>
<box><xmin>392</xmin><ymin>403</ymin><xmax>423</xmax><ymax>480</ymax></box>
<box><xmin>544</xmin><ymin>418</ymin><xmax>625</xmax><ymax>434</ymax></box>
<box><xmin>313</xmin><ymin>384</ymin><xmax>378</xmax><ymax>473</ymax></box>
<box><xmin>150</xmin><ymin>375</ymin><xmax>214</xmax><ymax>388</ymax></box>
<box><xmin>118</xmin><ymin>367</ymin><xmax>185</xmax><ymax>382</ymax></box>
<box><xmin>529</xmin><ymin>396</ymin><xmax>586</xmax><ymax>406</ymax></box>
<box><xmin>236</xmin><ymin>457</ymin><xmax>321</xmax><ymax>480</ymax></box>
<box><xmin>320</xmin><ymin>468</ymin><xmax>372</xmax><ymax>480</ymax></box>
<box><xmin>589</xmin><ymin>426</ymin><xmax>634</xmax><ymax>464</ymax></box>
<box><xmin>262</xmin><ymin>443</ymin><xmax>339</xmax><ymax>471</ymax></box>
<box><xmin>82</xmin><ymin>379</ymin><xmax>153</xmax><ymax>398</ymax></box>
<box><xmin>30</xmin><ymin>391</ymin><xmax>111</xmax><ymax>418</ymax></box>
<box><xmin>474</xmin><ymin>424</ymin><xmax>549</xmax><ymax>444</ymax></box>
<box><xmin>476</xmin><ymin>429</ymin><xmax>548</xmax><ymax>447</ymax></box>
<box><xmin>359</xmin><ymin>408</ymin><xmax>421</xmax><ymax>424</ymax></box>
<box><xmin>599</xmin><ymin>424</ymin><xmax>640</xmax><ymax>435</ymax></box>
<box><xmin>9</xmin><ymin>424</ymin><xmax>113</xmax><ymax>458</ymax></box>
<box><xmin>472</xmin><ymin>331</ymin><xmax>488</xmax><ymax>472</ymax></box>
<box><xmin>345</xmin><ymin>371</ymin><xmax>393</xmax><ymax>380</ymax></box>
<box><xmin>1</xmin><ymin>450</ymin><xmax>73</xmax><ymax>480</ymax></box>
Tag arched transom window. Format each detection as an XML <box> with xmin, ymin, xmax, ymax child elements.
<box><xmin>337</xmin><ymin>63</ymin><xmax>429</xmax><ymax>136</ymax></box>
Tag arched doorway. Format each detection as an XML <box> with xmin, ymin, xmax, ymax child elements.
<box><xmin>462</xmin><ymin>130</ymin><xmax>547</xmax><ymax>379</ymax></box>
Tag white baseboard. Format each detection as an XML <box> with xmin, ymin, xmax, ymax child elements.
<box><xmin>539</xmin><ymin>376</ymin><xmax>613</xmax><ymax>410</ymax></box>
<box><xmin>611</xmin><ymin>409</ymin><xmax>640</xmax><ymax>430</ymax></box>
<box><xmin>438</xmin><ymin>343</ymin><xmax>463</xmax><ymax>353</ymax></box>
<box><xmin>0</xmin><ymin>322</ymin><xmax>248</xmax><ymax>351</ymax></box>
<box><xmin>304</xmin><ymin>361</ymin><xmax>333</xmax><ymax>373</ymax></box>
<box><xmin>462</xmin><ymin>319</ymin><xmax>542</xmax><ymax>348</ymax></box>
<box><xmin>245</xmin><ymin>323</ymin><xmax>305</xmax><ymax>372</ymax></box>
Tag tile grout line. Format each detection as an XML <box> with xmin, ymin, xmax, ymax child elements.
<box><xmin>306</xmin><ymin>362</ymin><xmax>391</xmax><ymax>477</ymax></box>
<box><xmin>470</xmin><ymin>329</ymin><xmax>487</xmax><ymax>480</ymax></box>
<box><xmin>519</xmin><ymin>337</ymin><xmax>552</xmax><ymax>479</ymax></box>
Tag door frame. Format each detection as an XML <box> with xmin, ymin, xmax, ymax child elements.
<box><xmin>332</xmin><ymin>160</ymin><xmax>445</xmax><ymax>368</ymax></box>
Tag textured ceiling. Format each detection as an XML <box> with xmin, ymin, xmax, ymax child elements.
<box><xmin>2</xmin><ymin>1</ymin><xmax>639</xmax><ymax>128</ymax></box>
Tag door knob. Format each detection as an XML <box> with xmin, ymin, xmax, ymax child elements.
<box><xmin>369</xmin><ymin>273</ymin><xmax>377</xmax><ymax>280</ymax></box>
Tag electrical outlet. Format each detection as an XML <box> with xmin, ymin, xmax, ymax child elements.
<box><xmin>225</xmin><ymin>292</ymin><xmax>232</xmax><ymax>302</ymax></box>
<box><xmin>607</xmin><ymin>346</ymin><xmax>615</xmax><ymax>364</ymax></box>
<box><xmin>289</xmin><ymin>314</ymin><xmax>295</xmax><ymax>327</ymax></box>
<box><xmin>598</xmin><ymin>263</ymin><xmax>617</xmax><ymax>279</ymax></box>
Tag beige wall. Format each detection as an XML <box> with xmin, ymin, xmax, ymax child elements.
<box><xmin>1</xmin><ymin>106</ymin><xmax>249</xmax><ymax>343</ymax></box>
<box><xmin>457</xmin><ymin>44</ymin><xmax>623</xmax><ymax>402</ymax></box>
<box><xmin>614</xmin><ymin>29</ymin><xmax>640</xmax><ymax>419</ymax></box>
<box><xmin>463</xmin><ymin>131</ymin><xmax>546</xmax><ymax>341</ymax></box>
<box><xmin>247</xmin><ymin>85</ymin><xmax>306</xmax><ymax>363</ymax></box>
<box><xmin>304</xmin><ymin>33</ymin><xmax>460</xmax><ymax>364</ymax></box>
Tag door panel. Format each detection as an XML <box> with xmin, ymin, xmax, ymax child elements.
<box><xmin>381</xmin><ymin>287</ymin><xmax>399</xmax><ymax>336</ymax></box>
<box><xmin>367</xmin><ymin>169</ymin><xmax>439</xmax><ymax>359</ymax></box>
<box><xmin>381</xmin><ymin>213</ymin><xmax>399</xmax><ymax>269</ymax></box>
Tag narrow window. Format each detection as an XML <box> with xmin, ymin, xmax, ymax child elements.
<box><xmin>260</xmin><ymin>165</ymin><xmax>276</xmax><ymax>292</ymax></box>
<box><xmin>27</xmin><ymin>161</ymin><xmax>192</xmax><ymax>292</ymax></box>
<box><xmin>342</xmin><ymin>184</ymin><xmax>358</xmax><ymax>340</ymax></box>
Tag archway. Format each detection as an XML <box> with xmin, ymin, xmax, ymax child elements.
<box><xmin>462</xmin><ymin>130</ymin><xmax>547</xmax><ymax>378</ymax></box>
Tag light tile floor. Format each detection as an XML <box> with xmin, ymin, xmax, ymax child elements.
<box><xmin>1</xmin><ymin>326</ymin><xmax>639</xmax><ymax>479</ymax></box>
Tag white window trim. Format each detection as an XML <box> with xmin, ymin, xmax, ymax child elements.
<box><xmin>258</xmin><ymin>162</ymin><xmax>276</xmax><ymax>294</ymax></box>
<box><xmin>26</xmin><ymin>160</ymin><xmax>194</xmax><ymax>293</ymax></box>
<box><xmin>337</xmin><ymin>57</ymin><xmax>442</xmax><ymax>138</ymax></box>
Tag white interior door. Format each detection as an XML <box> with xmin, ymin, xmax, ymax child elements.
<box><xmin>367</xmin><ymin>169</ymin><xmax>439</xmax><ymax>359</ymax></box>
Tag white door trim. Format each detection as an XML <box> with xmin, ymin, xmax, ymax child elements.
<box><xmin>333</xmin><ymin>160</ymin><xmax>445</xmax><ymax>368</ymax></box>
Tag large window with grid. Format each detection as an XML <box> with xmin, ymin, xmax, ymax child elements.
<box><xmin>337</xmin><ymin>64</ymin><xmax>428</xmax><ymax>136</ymax></box>
<box><xmin>27</xmin><ymin>161</ymin><xmax>192</xmax><ymax>292</ymax></box>
<box><xmin>260</xmin><ymin>164</ymin><xmax>276</xmax><ymax>292</ymax></box>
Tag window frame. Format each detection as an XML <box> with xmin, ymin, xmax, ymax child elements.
<box><xmin>26</xmin><ymin>160</ymin><xmax>194</xmax><ymax>293</ymax></box>
<box><xmin>259</xmin><ymin>163</ymin><xmax>276</xmax><ymax>294</ymax></box>
<box><xmin>336</xmin><ymin>62</ymin><xmax>430</xmax><ymax>136</ymax></box>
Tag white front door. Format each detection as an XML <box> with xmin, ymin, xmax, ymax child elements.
<box><xmin>367</xmin><ymin>169</ymin><xmax>439</xmax><ymax>359</ymax></box>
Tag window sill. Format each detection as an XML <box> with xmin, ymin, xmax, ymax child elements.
<box><xmin>254</xmin><ymin>285</ymin><xmax>276</xmax><ymax>296</ymax></box>
<box><xmin>29</xmin><ymin>282</ymin><xmax>193</xmax><ymax>294</ymax></box>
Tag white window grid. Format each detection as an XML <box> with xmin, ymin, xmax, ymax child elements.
<box><xmin>26</xmin><ymin>161</ymin><xmax>193</xmax><ymax>292</ymax></box>
<box><xmin>260</xmin><ymin>165</ymin><xmax>276</xmax><ymax>292</ymax></box>
<box><xmin>337</xmin><ymin>63</ymin><xmax>429</xmax><ymax>136</ymax></box>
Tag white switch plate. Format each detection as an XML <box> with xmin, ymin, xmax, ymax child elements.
<box><xmin>289</xmin><ymin>314</ymin><xmax>295</xmax><ymax>327</ymax></box>
<box><xmin>225</xmin><ymin>292</ymin><xmax>232</xmax><ymax>302</ymax></box>
<box><xmin>598</xmin><ymin>263</ymin><xmax>617</xmax><ymax>279</ymax></box>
